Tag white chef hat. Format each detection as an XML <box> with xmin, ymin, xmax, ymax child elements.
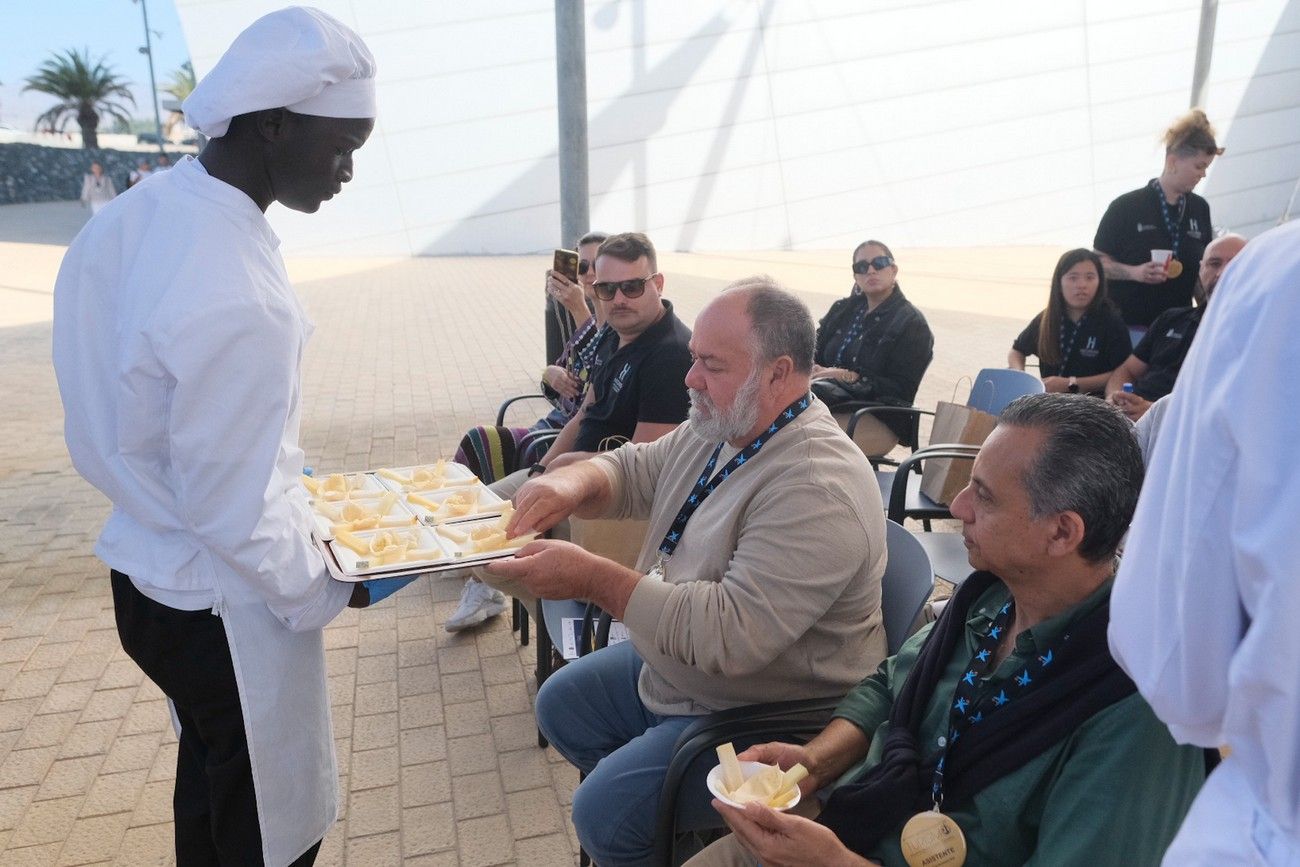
<box><xmin>183</xmin><ymin>6</ymin><xmax>376</xmax><ymax>139</ymax></box>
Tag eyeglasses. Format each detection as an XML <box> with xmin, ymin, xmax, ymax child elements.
<box><xmin>578</xmin><ymin>260</ymin><xmax>591</xmax><ymax>275</ymax></box>
<box><xmin>593</xmin><ymin>274</ymin><xmax>657</xmax><ymax>301</ymax></box>
<box><xmin>852</xmin><ymin>256</ymin><xmax>894</xmax><ymax>274</ymax></box>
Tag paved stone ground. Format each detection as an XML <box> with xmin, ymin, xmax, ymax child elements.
<box><xmin>0</xmin><ymin>201</ymin><xmax>1056</xmax><ymax>865</ymax></box>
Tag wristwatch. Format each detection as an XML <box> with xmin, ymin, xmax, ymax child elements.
<box><xmin>527</xmin><ymin>463</ymin><xmax>547</xmax><ymax>477</ymax></box>
<box><xmin>1067</xmin><ymin>376</ymin><xmax>1079</xmax><ymax>394</ymax></box>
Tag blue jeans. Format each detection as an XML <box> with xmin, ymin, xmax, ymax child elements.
<box><xmin>536</xmin><ymin>641</ymin><xmax>719</xmax><ymax>867</ymax></box>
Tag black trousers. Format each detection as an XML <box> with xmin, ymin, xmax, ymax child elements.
<box><xmin>111</xmin><ymin>571</ymin><xmax>321</xmax><ymax>867</ymax></box>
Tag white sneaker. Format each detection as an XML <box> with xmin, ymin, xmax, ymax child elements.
<box><xmin>445</xmin><ymin>579</ymin><xmax>507</xmax><ymax>632</ymax></box>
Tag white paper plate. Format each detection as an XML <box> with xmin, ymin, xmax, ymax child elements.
<box><xmin>429</xmin><ymin>515</ymin><xmax>535</xmax><ymax>565</ymax></box>
<box><xmin>303</xmin><ymin>472</ymin><xmax>388</xmax><ymax>501</ymax></box>
<box><xmin>327</xmin><ymin>525</ymin><xmax>452</xmax><ymax>577</ymax></box>
<box><xmin>706</xmin><ymin>761</ymin><xmax>801</xmax><ymax>812</ymax></box>
<box><xmin>373</xmin><ymin>462</ymin><xmax>476</xmax><ymax>492</ymax></box>
<box><xmin>405</xmin><ymin>485</ymin><xmax>507</xmax><ymax>524</ymax></box>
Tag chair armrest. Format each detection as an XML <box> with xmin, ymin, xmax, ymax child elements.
<box><xmin>844</xmin><ymin>405</ymin><xmax>932</xmax><ymax>440</ymax></box>
<box><xmin>495</xmin><ymin>393</ymin><xmax>550</xmax><ymax>427</ymax></box>
<box><xmin>652</xmin><ymin>695</ymin><xmax>842</xmax><ymax>866</ymax></box>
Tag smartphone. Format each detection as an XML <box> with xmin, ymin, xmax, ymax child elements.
<box><xmin>552</xmin><ymin>248</ymin><xmax>579</xmax><ymax>283</ymax></box>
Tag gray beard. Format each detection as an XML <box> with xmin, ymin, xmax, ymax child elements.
<box><xmin>689</xmin><ymin>370</ymin><xmax>762</xmax><ymax>442</ymax></box>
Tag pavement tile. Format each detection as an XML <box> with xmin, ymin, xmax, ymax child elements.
<box><xmin>491</xmin><ymin>712</ymin><xmax>540</xmax><ymax>753</ymax></box>
<box><xmin>129</xmin><ymin>780</ymin><xmax>174</xmax><ymax>828</ymax></box>
<box><xmin>399</xmin><ymin>725</ymin><xmax>448</xmax><ymax>767</ymax></box>
<box><xmin>440</xmin><ymin>671</ymin><xmax>486</xmax><ymax>706</ymax></box>
<box><xmin>513</xmin><ymin>831</ymin><xmax>578</xmax><ymax>865</ymax></box>
<box><xmin>450</xmin><ymin>771</ymin><xmax>505</xmax><ymax>821</ymax></box>
<box><xmin>444</xmin><ymin>700</ymin><xmax>491</xmax><ymax>739</ymax></box>
<box><xmin>352</xmin><ymin>712</ymin><xmax>398</xmax><ymax>752</ymax></box>
<box><xmin>354</xmin><ymin>681</ymin><xmax>398</xmax><ymax>716</ymax></box>
<box><xmin>346</xmin><ymin>786</ymin><xmax>400</xmax><ymax>837</ymax></box>
<box><xmin>343</xmin><ymin>830</ymin><xmax>400</xmax><ymax>865</ymax></box>
<box><xmin>398</xmin><ymin>693</ymin><xmax>443</xmax><ymax>729</ymax></box>
<box><xmin>58</xmin><ymin>811</ymin><xmax>131</xmax><ymax>866</ymax></box>
<box><xmin>399</xmin><ymin>761</ymin><xmax>451</xmax><ymax>808</ymax></box>
<box><xmin>7</xmin><ymin>793</ymin><xmax>82</xmax><ymax>848</ymax></box>
<box><xmin>36</xmin><ymin>754</ymin><xmax>104</xmax><ymax>801</ymax></box>
<box><xmin>350</xmin><ymin>746</ymin><xmax>399</xmax><ymax>792</ymax></box>
<box><xmin>79</xmin><ymin>770</ymin><xmax>148</xmax><ymax>818</ymax></box>
<box><xmin>456</xmin><ymin>814</ymin><xmax>515</xmax><ymax>867</ymax></box>
<box><xmin>0</xmin><ymin>785</ymin><xmax>37</xmax><ymax>831</ymax></box>
<box><xmin>15</xmin><ymin>711</ymin><xmax>79</xmax><ymax>750</ymax></box>
<box><xmin>113</xmin><ymin>823</ymin><xmax>173</xmax><ymax>866</ymax></box>
<box><xmin>401</xmin><ymin>802</ymin><xmax>455</xmax><ymax>856</ymax></box>
<box><xmin>59</xmin><ymin>720</ymin><xmax>119</xmax><ymax>760</ymax></box>
<box><xmin>0</xmin><ymin>745</ymin><xmax>60</xmax><ymax>789</ymax></box>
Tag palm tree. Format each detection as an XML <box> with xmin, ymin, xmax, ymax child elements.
<box><xmin>23</xmin><ymin>48</ymin><xmax>135</xmax><ymax>149</ymax></box>
<box><xmin>160</xmin><ymin>61</ymin><xmax>195</xmax><ymax>140</ymax></box>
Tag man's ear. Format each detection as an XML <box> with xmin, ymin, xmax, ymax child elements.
<box><xmin>254</xmin><ymin>107</ymin><xmax>292</xmax><ymax>143</ymax></box>
<box><xmin>1045</xmin><ymin>510</ymin><xmax>1087</xmax><ymax>558</ymax></box>
<box><xmin>767</xmin><ymin>355</ymin><xmax>793</xmax><ymax>388</ymax></box>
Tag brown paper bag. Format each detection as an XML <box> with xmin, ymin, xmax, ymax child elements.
<box><xmin>919</xmin><ymin>401</ymin><xmax>998</xmax><ymax>505</ymax></box>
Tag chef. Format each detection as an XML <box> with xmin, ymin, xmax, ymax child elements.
<box><xmin>52</xmin><ymin>8</ymin><xmax>379</xmax><ymax>865</ymax></box>
<box><xmin>1110</xmin><ymin>217</ymin><xmax>1300</xmax><ymax>866</ymax></box>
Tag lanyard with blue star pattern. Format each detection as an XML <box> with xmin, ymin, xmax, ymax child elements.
<box><xmin>1058</xmin><ymin>313</ymin><xmax>1086</xmax><ymax>370</ymax></box>
<box><xmin>1151</xmin><ymin>179</ymin><xmax>1187</xmax><ymax>258</ymax></box>
<box><xmin>929</xmin><ymin>598</ymin><xmax>1059</xmax><ymax>810</ymax></box>
<box><xmin>833</xmin><ymin>295</ymin><xmax>870</xmax><ymax>368</ymax></box>
<box><xmin>654</xmin><ymin>393</ymin><xmax>812</xmax><ymax>564</ymax></box>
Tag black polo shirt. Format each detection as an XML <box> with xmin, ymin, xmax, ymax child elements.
<box><xmin>1130</xmin><ymin>306</ymin><xmax>1202</xmax><ymax>401</ymax></box>
<box><xmin>574</xmin><ymin>300</ymin><xmax>693</xmax><ymax>453</ymax></box>
<box><xmin>1011</xmin><ymin>306</ymin><xmax>1131</xmax><ymax>393</ymax></box>
<box><xmin>1094</xmin><ymin>180</ymin><xmax>1212</xmax><ymax>327</ymax></box>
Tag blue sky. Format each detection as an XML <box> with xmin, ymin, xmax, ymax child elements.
<box><xmin>0</xmin><ymin>0</ymin><xmax>191</xmax><ymax>130</ymax></box>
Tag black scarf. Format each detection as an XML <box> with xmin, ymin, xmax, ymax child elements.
<box><xmin>816</xmin><ymin>571</ymin><xmax>1136</xmax><ymax>857</ymax></box>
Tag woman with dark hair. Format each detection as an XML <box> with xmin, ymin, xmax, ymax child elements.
<box><xmin>811</xmin><ymin>239</ymin><xmax>934</xmax><ymax>457</ymax></box>
<box><xmin>1008</xmin><ymin>248</ymin><xmax>1130</xmax><ymax>396</ymax></box>
<box><xmin>1094</xmin><ymin>109</ymin><xmax>1222</xmax><ymax>331</ymax></box>
<box><xmin>454</xmin><ymin>230</ymin><xmax>609</xmax><ymax>481</ymax></box>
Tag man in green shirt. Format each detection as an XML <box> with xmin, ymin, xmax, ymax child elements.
<box><xmin>687</xmin><ymin>394</ymin><xmax>1206</xmax><ymax>867</ymax></box>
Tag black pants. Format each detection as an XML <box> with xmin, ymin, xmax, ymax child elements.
<box><xmin>111</xmin><ymin>571</ymin><xmax>321</xmax><ymax>867</ymax></box>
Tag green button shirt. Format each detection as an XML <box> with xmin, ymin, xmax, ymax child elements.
<box><xmin>832</xmin><ymin>578</ymin><xmax>1205</xmax><ymax>867</ymax></box>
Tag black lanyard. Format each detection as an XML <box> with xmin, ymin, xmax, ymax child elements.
<box><xmin>929</xmin><ymin>599</ymin><xmax>1062</xmax><ymax>809</ymax></box>
<box><xmin>1151</xmin><ymin>180</ymin><xmax>1187</xmax><ymax>258</ymax></box>
<box><xmin>657</xmin><ymin>393</ymin><xmax>811</xmax><ymax>558</ymax></box>
<box><xmin>833</xmin><ymin>294</ymin><xmax>870</xmax><ymax>368</ymax></box>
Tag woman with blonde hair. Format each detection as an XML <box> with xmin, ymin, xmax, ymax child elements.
<box><xmin>1008</xmin><ymin>248</ymin><xmax>1130</xmax><ymax>396</ymax></box>
<box><xmin>1094</xmin><ymin>109</ymin><xmax>1222</xmax><ymax>333</ymax></box>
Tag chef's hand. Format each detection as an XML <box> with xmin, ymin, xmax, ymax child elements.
<box><xmin>1130</xmin><ymin>261</ymin><xmax>1169</xmax><ymax>284</ymax></box>
<box><xmin>349</xmin><ymin>575</ymin><xmax>420</xmax><ymax>608</ymax></box>
<box><xmin>713</xmin><ymin>800</ymin><xmax>879</xmax><ymax>867</ymax></box>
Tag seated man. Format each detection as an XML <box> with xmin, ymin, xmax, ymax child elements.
<box><xmin>1106</xmin><ymin>233</ymin><xmax>1246</xmax><ymax>420</ymax></box>
<box><xmin>448</xmin><ymin>231</ymin><xmax>692</xmax><ymax>631</ymax></box>
<box><xmin>486</xmin><ymin>278</ymin><xmax>888</xmax><ymax>866</ymax></box>
<box><xmin>688</xmin><ymin>394</ymin><xmax>1206</xmax><ymax>867</ymax></box>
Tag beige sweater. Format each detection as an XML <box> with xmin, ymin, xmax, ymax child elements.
<box><xmin>592</xmin><ymin>397</ymin><xmax>887</xmax><ymax>716</ymax></box>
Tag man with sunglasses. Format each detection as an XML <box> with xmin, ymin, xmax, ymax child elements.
<box><xmin>450</xmin><ymin>232</ymin><xmax>693</xmax><ymax>631</ymax></box>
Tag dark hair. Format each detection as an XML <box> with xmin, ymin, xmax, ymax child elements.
<box><xmin>577</xmin><ymin>231</ymin><xmax>608</xmax><ymax>248</ymax></box>
<box><xmin>597</xmin><ymin>232</ymin><xmax>657</xmax><ymax>272</ymax></box>
<box><xmin>728</xmin><ymin>276</ymin><xmax>815</xmax><ymax>374</ymax></box>
<box><xmin>852</xmin><ymin>239</ymin><xmax>894</xmax><ymax>262</ymax></box>
<box><xmin>1036</xmin><ymin>248</ymin><xmax>1108</xmax><ymax>366</ymax></box>
<box><xmin>998</xmin><ymin>394</ymin><xmax>1143</xmax><ymax>563</ymax></box>
<box><xmin>1164</xmin><ymin>109</ymin><xmax>1224</xmax><ymax>158</ymax></box>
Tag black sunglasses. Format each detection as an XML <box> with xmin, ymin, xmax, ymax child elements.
<box><xmin>593</xmin><ymin>274</ymin><xmax>657</xmax><ymax>301</ymax></box>
<box><xmin>578</xmin><ymin>260</ymin><xmax>591</xmax><ymax>275</ymax></box>
<box><xmin>852</xmin><ymin>256</ymin><xmax>894</xmax><ymax>274</ymax></box>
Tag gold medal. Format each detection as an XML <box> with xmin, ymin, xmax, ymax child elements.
<box><xmin>1166</xmin><ymin>258</ymin><xmax>1184</xmax><ymax>278</ymax></box>
<box><xmin>900</xmin><ymin>810</ymin><xmax>967</xmax><ymax>867</ymax></box>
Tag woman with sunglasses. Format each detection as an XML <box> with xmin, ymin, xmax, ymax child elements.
<box><xmin>1008</xmin><ymin>248</ymin><xmax>1130</xmax><ymax>397</ymax></box>
<box><xmin>811</xmin><ymin>240</ymin><xmax>934</xmax><ymax>457</ymax></box>
<box><xmin>454</xmin><ymin>231</ymin><xmax>609</xmax><ymax>482</ymax></box>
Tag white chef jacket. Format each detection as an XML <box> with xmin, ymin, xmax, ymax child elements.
<box><xmin>1110</xmin><ymin>218</ymin><xmax>1300</xmax><ymax>866</ymax></box>
<box><xmin>53</xmin><ymin>155</ymin><xmax>350</xmax><ymax>866</ymax></box>
<box><xmin>53</xmin><ymin>155</ymin><xmax>350</xmax><ymax>628</ymax></box>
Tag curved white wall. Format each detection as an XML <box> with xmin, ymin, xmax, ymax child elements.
<box><xmin>175</xmin><ymin>0</ymin><xmax>1298</xmax><ymax>256</ymax></box>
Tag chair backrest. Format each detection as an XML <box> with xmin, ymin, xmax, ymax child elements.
<box><xmin>881</xmin><ymin>520</ymin><xmax>935</xmax><ymax>654</ymax></box>
<box><xmin>967</xmin><ymin>368</ymin><xmax>1045</xmax><ymax>415</ymax></box>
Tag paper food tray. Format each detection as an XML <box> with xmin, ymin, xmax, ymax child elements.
<box><xmin>310</xmin><ymin>494</ymin><xmax>418</xmax><ymax>541</ymax></box>
<box><xmin>405</xmin><ymin>486</ymin><xmax>507</xmax><ymax>525</ymax></box>
<box><xmin>373</xmin><ymin>462</ymin><xmax>477</xmax><ymax>492</ymax></box>
<box><xmin>301</xmin><ymin>471</ymin><xmax>387</xmax><ymax>500</ymax></box>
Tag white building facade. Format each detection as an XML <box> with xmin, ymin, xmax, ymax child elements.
<box><xmin>175</xmin><ymin>0</ymin><xmax>1299</xmax><ymax>256</ymax></box>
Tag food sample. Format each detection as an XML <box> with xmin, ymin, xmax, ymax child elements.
<box><xmin>378</xmin><ymin>461</ymin><xmax>479</xmax><ymax>491</ymax></box>
<box><xmin>332</xmin><ymin>528</ymin><xmax>441</xmax><ymax>567</ymax></box>
<box><xmin>435</xmin><ymin>505</ymin><xmax>536</xmax><ymax>555</ymax></box>
<box><xmin>408</xmin><ymin>489</ymin><xmax>478</xmax><ymax>520</ymax></box>
<box><xmin>302</xmin><ymin>472</ymin><xmax>382</xmax><ymax>501</ymax></box>
<box><xmin>315</xmin><ymin>491</ymin><xmax>416</xmax><ymax>533</ymax></box>
<box><xmin>712</xmin><ymin>742</ymin><xmax>806</xmax><ymax>808</ymax></box>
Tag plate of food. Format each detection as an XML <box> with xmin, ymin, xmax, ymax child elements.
<box><xmin>374</xmin><ymin>460</ymin><xmax>477</xmax><ymax>492</ymax></box>
<box><xmin>327</xmin><ymin>525</ymin><xmax>452</xmax><ymax>576</ymax></box>
<box><xmin>310</xmin><ymin>490</ymin><xmax>417</xmax><ymax>540</ymax></box>
<box><xmin>429</xmin><ymin>506</ymin><xmax>537</xmax><ymax>563</ymax></box>
<box><xmin>405</xmin><ymin>486</ymin><xmax>507</xmax><ymax>524</ymax></box>
<box><xmin>302</xmin><ymin>471</ymin><xmax>387</xmax><ymax>501</ymax></box>
<box><xmin>706</xmin><ymin>743</ymin><xmax>804</xmax><ymax>812</ymax></box>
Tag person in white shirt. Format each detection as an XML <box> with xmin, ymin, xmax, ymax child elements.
<box><xmin>53</xmin><ymin>8</ymin><xmax>378</xmax><ymax>866</ymax></box>
<box><xmin>1109</xmin><ymin>218</ymin><xmax>1300</xmax><ymax>866</ymax></box>
<box><xmin>79</xmin><ymin>161</ymin><xmax>116</xmax><ymax>213</ymax></box>
<box><xmin>128</xmin><ymin>160</ymin><xmax>152</xmax><ymax>188</ymax></box>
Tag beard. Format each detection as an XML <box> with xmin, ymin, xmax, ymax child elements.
<box><xmin>689</xmin><ymin>369</ymin><xmax>762</xmax><ymax>442</ymax></box>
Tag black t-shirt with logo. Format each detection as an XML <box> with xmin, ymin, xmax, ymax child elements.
<box><xmin>1094</xmin><ymin>180</ymin><xmax>1212</xmax><ymax>327</ymax></box>
<box><xmin>1011</xmin><ymin>305</ymin><xmax>1131</xmax><ymax>394</ymax></box>
<box><xmin>1131</xmin><ymin>306</ymin><xmax>1203</xmax><ymax>401</ymax></box>
<box><xmin>573</xmin><ymin>300</ymin><xmax>693</xmax><ymax>453</ymax></box>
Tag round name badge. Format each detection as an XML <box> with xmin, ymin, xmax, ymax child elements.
<box><xmin>1166</xmin><ymin>259</ymin><xmax>1184</xmax><ymax>278</ymax></box>
<box><xmin>900</xmin><ymin>810</ymin><xmax>967</xmax><ymax>867</ymax></box>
